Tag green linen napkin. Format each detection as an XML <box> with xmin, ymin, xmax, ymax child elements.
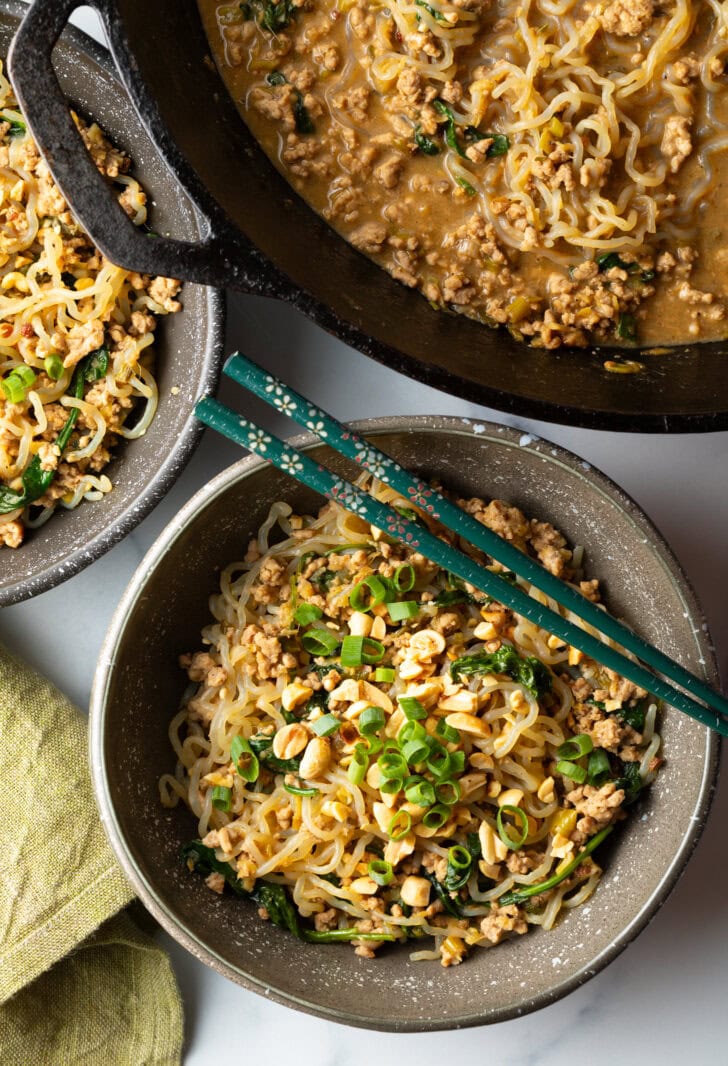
<box><xmin>0</xmin><ymin>645</ymin><xmax>183</xmax><ymax>1065</ymax></box>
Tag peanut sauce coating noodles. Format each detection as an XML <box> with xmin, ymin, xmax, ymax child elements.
<box><xmin>0</xmin><ymin>62</ymin><xmax>181</xmax><ymax>549</ymax></box>
<box><xmin>199</xmin><ymin>0</ymin><xmax>728</xmax><ymax>351</ymax></box>
<box><xmin>162</xmin><ymin>482</ymin><xmax>663</xmax><ymax>965</ymax></box>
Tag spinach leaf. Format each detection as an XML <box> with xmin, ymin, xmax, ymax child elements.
<box><xmin>432</xmin><ymin>588</ymin><xmax>476</xmax><ymax>607</ymax></box>
<box><xmin>253</xmin><ymin>881</ymin><xmax>301</xmax><ymax>935</ymax></box>
<box><xmin>415</xmin><ymin>0</ymin><xmax>447</xmax><ymax>22</ymax></box>
<box><xmin>597</xmin><ymin>252</ymin><xmax>633</xmax><ymax>273</ymax></box>
<box><xmin>433</xmin><ymin>99</ymin><xmax>467</xmax><ymax>158</ymax></box>
<box><xmin>616</xmin><ymin>312</ymin><xmax>637</xmax><ymax>343</ymax></box>
<box><xmin>414</xmin><ymin>125</ymin><xmax>440</xmax><ymax>156</ymax></box>
<box><xmin>310</xmin><ymin>568</ymin><xmax>337</xmax><ymax>592</ymax></box>
<box><xmin>305</xmin><ymin>927</ymin><xmax>396</xmax><ymax>943</ymax></box>
<box><xmin>618</xmin><ymin>701</ymin><xmax>646</xmax><ymax>732</ymax></box>
<box><xmin>497</xmin><ymin>569</ymin><xmax>518</xmax><ymax>584</ymax></box>
<box><xmin>456</xmin><ymin>176</ymin><xmax>477</xmax><ymax>196</ymax></box>
<box><xmin>614</xmin><ymin>760</ymin><xmax>643</xmax><ymax>805</ymax></box>
<box><xmin>265</xmin><ymin>70</ymin><xmax>314</xmax><ymax>133</ymax></box>
<box><xmin>422</xmin><ymin>871</ymin><xmax>466</xmax><ymax>917</ymax></box>
<box><xmin>183</xmin><ymin>850</ymin><xmax>395</xmax><ymax>943</ymax></box>
<box><xmin>292</xmin><ymin>93</ymin><xmax>315</xmax><ymax>135</ymax></box>
<box><xmin>0</xmin><ymin>345</ymin><xmax>109</xmax><ymax>515</ymax></box>
<box><xmin>596</xmin><ymin>252</ymin><xmax>653</xmax><ymax>284</ymax></box>
<box><xmin>450</xmin><ymin>645</ymin><xmax>552</xmax><ymax>697</ymax></box>
<box><xmin>258</xmin><ymin>0</ymin><xmax>295</xmax><ymax>33</ymax></box>
<box><xmin>443</xmin><ymin>834</ymin><xmax>481</xmax><ymax>892</ymax></box>
<box><xmin>433</xmin><ymin>100</ymin><xmax>510</xmax><ymax>160</ymax></box>
<box><xmin>306</xmin><ymin>690</ymin><xmax>330</xmax><ymax>713</ymax></box>
<box><xmin>248</xmin><ymin>735</ymin><xmax>301</xmax><ymax>774</ymax></box>
<box><xmin>483</xmin><ymin>133</ymin><xmax>510</xmax><ymax>157</ymax></box>
<box><xmin>499</xmin><ymin>825</ymin><xmax>614</xmax><ymax>906</ymax></box>
<box><xmin>181</xmin><ymin>841</ymin><xmax>249</xmax><ymax>896</ymax></box>
<box><xmin>0</xmin><ymin>113</ymin><xmax>26</xmax><ymax>137</ymax></box>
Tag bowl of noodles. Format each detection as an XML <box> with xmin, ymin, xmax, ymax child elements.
<box><xmin>0</xmin><ymin>2</ymin><xmax>224</xmax><ymax>605</ymax></box>
<box><xmin>90</xmin><ymin>416</ymin><xmax>719</xmax><ymax>1030</ymax></box>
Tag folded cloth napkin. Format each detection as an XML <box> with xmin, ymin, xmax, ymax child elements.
<box><xmin>0</xmin><ymin>645</ymin><xmax>183</xmax><ymax>1065</ymax></box>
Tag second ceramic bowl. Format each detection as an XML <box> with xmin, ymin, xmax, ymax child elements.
<box><xmin>90</xmin><ymin>416</ymin><xmax>719</xmax><ymax>1030</ymax></box>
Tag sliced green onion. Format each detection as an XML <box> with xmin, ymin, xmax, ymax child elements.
<box><xmin>446</xmin><ymin>750</ymin><xmax>466</xmax><ymax>775</ymax></box>
<box><xmin>350</xmin><ymin>575</ymin><xmax>388</xmax><ymax>612</ymax></box>
<box><xmin>361</xmin><ymin>638</ymin><xmax>385</xmax><ymax>663</ymax></box>
<box><xmin>435</xmin><ymin>779</ymin><xmax>461</xmax><ymax>805</ymax></box>
<box><xmin>399</xmin><ymin>696</ymin><xmax>427</xmax><ymax>721</ymax></box>
<box><xmin>340</xmin><ymin>635</ymin><xmax>386</xmax><ymax>667</ymax></box>
<box><xmin>380</xmin><ymin>776</ymin><xmax>403</xmax><ymax>795</ymax></box>
<box><xmin>211</xmin><ymin>785</ymin><xmax>232</xmax><ymax>811</ymax></box>
<box><xmin>422</xmin><ymin>804</ymin><xmax>451</xmax><ymax>830</ymax></box>
<box><xmin>587</xmin><ymin>748</ymin><xmax>612</xmax><ymax>788</ymax></box>
<box><xmin>404</xmin><ymin>776</ymin><xmax>436</xmax><ymax>807</ymax></box>
<box><xmin>368</xmin><ymin>859</ymin><xmax>394</xmax><ymax>886</ymax></box>
<box><xmin>230</xmin><ymin>735</ymin><xmax>259</xmax><ymax>783</ymax></box>
<box><xmin>556</xmin><ymin>734</ymin><xmax>594</xmax><ymax>760</ymax></box>
<box><xmin>496</xmin><ymin>804</ymin><xmax>529</xmax><ymax>850</ymax></box>
<box><xmin>444</xmin><ymin>844</ymin><xmax>473</xmax><ymax>889</ymax></box>
<box><xmin>388</xmin><ymin>600</ymin><xmax>420</xmax><ymax>622</ymax></box>
<box><xmin>348</xmin><ymin>744</ymin><xmax>369</xmax><ymax>784</ymax></box>
<box><xmin>294</xmin><ymin>603</ymin><xmax>323</xmax><ymax>626</ymax></box>
<box><xmin>399</xmin><ymin>720</ymin><xmax>427</xmax><ymax>745</ymax></box>
<box><xmin>13</xmin><ymin>364</ymin><xmax>36</xmax><ymax>387</ymax></box>
<box><xmin>393</xmin><ymin>563</ymin><xmax>416</xmax><ymax>592</ymax></box>
<box><xmin>387</xmin><ymin>810</ymin><xmax>412</xmax><ymax>840</ymax></box>
<box><xmin>425</xmin><ymin>744</ymin><xmax>450</xmax><ymax>778</ymax></box>
<box><xmin>284</xmin><ymin>782</ymin><xmax>318</xmax><ymax>797</ymax></box>
<box><xmin>359</xmin><ymin>705</ymin><xmax>385</xmax><ymax>736</ymax></box>
<box><xmin>556</xmin><ymin>759</ymin><xmax>587</xmax><ymax>784</ymax></box>
<box><xmin>311</xmin><ymin>714</ymin><xmax>340</xmax><ymax>737</ymax></box>
<box><xmin>378</xmin><ymin>751</ymin><xmax>408</xmax><ymax>778</ymax></box>
<box><xmin>301</xmin><ymin>629</ymin><xmax>341</xmax><ymax>656</ymax></box>
<box><xmin>375</xmin><ymin>667</ymin><xmax>395</xmax><ymax>683</ymax></box>
<box><xmin>1</xmin><ymin>375</ymin><xmax>25</xmax><ymax>404</ymax></box>
<box><xmin>359</xmin><ymin>734</ymin><xmax>383</xmax><ymax>756</ymax></box>
<box><xmin>402</xmin><ymin>737</ymin><xmax>430</xmax><ymax>765</ymax></box>
<box><xmin>435</xmin><ymin>718</ymin><xmax>460</xmax><ymax>744</ymax></box>
<box><xmin>448</xmin><ymin>845</ymin><xmax>471</xmax><ymax>872</ymax></box>
<box><xmin>44</xmin><ymin>353</ymin><xmax>64</xmax><ymax>380</ymax></box>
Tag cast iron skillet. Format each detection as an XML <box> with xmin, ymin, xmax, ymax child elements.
<box><xmin>9</xmin><ymin>0</ymin><xmax>728</xmax><ymax>432</ymax></box>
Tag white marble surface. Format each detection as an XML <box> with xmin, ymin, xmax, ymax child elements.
<box><xmin>3</xmin><ymin>6</ymin><xmax>728</xmax><ymax>1063</ymax></box>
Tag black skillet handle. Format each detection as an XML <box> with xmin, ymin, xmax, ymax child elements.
<box><xmin>8</xmin><ymin>0</ymin><xmax>288</xmax><ymax>295</ymax></box>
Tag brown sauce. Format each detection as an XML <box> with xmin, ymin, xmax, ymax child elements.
<box><xmin>198</xmin><ymin>0</ymin><xmax>728</xmax><ymax>350</ymax></box>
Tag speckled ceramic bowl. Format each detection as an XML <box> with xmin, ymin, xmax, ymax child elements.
<box><xmin>90</xmin><ymin>417</ymin><xmax>720</xmax><ymax>1030</ymax></box>
<box><xmin>0</xmin><ymin>3</ymin><xmax>224</xmax><ymax>605</ymax></box>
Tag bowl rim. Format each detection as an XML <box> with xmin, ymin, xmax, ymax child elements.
<box><xmin>0</xmin><ymin>2</ymin><xmax>226</xmax><ymax>606</ymax></box>
<box><xmin>90</xmin><ymin>415</ymin><xmax>721</xmax><ymax>1031</ymax></box>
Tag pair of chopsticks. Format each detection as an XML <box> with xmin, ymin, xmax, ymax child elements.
<box><xmin>195</xmin><ymin>352</ymin><xmax>728</xmax><ymax>739</ymax></box>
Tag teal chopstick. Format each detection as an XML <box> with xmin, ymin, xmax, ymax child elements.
<box><xmin>224</xmin><ymin>351</ymin><xmax>728</xmax><ymax>721</ymax></box>
<box><xmin>195</xmin><ymin>394</ymin><xmax>728</xmax><ymax>739</ymax></box>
